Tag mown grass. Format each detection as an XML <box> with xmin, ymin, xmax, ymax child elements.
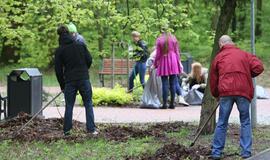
<box><xmin>0</xmin><ymin>137</ymin><xmax>160</xmax><ymax>160</ymax></box>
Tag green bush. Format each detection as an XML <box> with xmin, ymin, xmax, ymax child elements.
<box><xmin>77</xmin><ymin>84</ymin><xmax>133</xmax><ymax>106</ymax></box>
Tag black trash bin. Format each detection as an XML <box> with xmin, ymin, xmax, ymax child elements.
<box><xmin>7</xmin><ymin>68</ymin><xmax>42</xmax><ymax>117</ymax></box>
<box><xmin>181</xmin><ymin>52</ymin><xmax>193</xmax><ymax>74</ymax></box>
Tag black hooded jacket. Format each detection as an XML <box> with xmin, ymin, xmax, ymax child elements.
<box><xmin>54</xmin><ymin>33</ymin><xmax>92</xmax><ymax>90</ymax></box>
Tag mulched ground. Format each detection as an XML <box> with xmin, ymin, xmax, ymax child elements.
<box><xmin>2</xmin><ymin>113</ymin><xmax>268</xmax><ymax>159</ymax></box>
<box><xmin>0</xmin><ymin>112</ymin><xmax>189</xmax><ymax>142</ymax></box>
<box><xmin>0</xmin><ymin>112</ymin><xmax>88</xmax><ymax>142</ymax></box>
<box><xmin>126</xmin><ymin>143</ymin><xmax>211</xmax><ymax>160</ymax></box>
<box><xmin>101</xmin><ymin>121</ymin><xmax>190</xmax><ymax>141</ymax></box>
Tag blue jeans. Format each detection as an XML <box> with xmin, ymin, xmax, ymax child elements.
<box><xmin>64</xmin><ymin>80</ymin><xmax>96</xmax><ymax>133</ymax></box>
<box><xmin>128</xmin><ymin>62</ymin><xmax>146</xmax><ymax>91</ymax></box>
<box><xmin>212</xmin><ymin>96</ymin><xmax>252</xmax><ymax>157</ymax></box>
<box><xmin>161</xmin><ymin>75</ymin><xmax>177</xmax><ymax>105</ymax></box>
<box><xmin>175</xmin><ymin>78</ymin><xmax>182</xmax><ymax>96</ymax></box>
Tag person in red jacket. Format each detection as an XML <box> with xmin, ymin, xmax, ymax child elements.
<box><xmin>210</xmin><ymin>35</ymin><xmax>264</xmax><ymax>159</ymax></box>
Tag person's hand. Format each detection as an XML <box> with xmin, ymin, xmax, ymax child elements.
<box><xmin>192</xmin><ymin>84</ymin><xmax>201</xmax><ymax>90</ymax></box>
<box><xmin>200</xmin><ymin>84</ymin><xmax>206</xmax><ymax>88</ymax></box>
<box><xmin>60</xmin><ymin>86</ymin><xmax>65</xmax><ymax>93</ymax></box>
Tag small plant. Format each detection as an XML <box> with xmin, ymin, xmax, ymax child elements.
<box><xmin>77</xmin><ymin>84</ymin><xmax>133</xmax><ymax>106</ymax></box>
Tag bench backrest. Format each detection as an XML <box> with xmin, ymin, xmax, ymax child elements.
<box><xmin>100</xmin><ymin>58</ymin><xmax>135</xmax><ymax>74</ymax></box>
<box><xmin>103</xmin><ymin>59</ymin><xmax>135</xmax><ymax>69</ymax></box>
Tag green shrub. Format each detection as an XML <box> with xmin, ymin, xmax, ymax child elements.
<box><xmin>77</xmin><ymin>84</ymin><xmax>133</xmax><ymax>106</ymax></box>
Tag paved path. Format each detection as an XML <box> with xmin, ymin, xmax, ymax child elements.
<box><xmin>1</xmin><ymin>86</ymin><xmax>270</xmax><ymax>124</ymax></box>
<box><xmin>248</xmin><ymin>148</ymin><xmax>270</xmax><ymax>160</ymax></box>
<box><xmin>44</xmin><ymin>99</ymin><xmax>270</xmax><ymax>124</ymax></box>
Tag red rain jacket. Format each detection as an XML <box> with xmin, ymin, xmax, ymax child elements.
<box><xmin>210</xmin><ymin>44</ymin><xmax>264</xmax><ymax>102</ymax></box>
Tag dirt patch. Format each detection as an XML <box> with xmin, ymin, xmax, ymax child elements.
<box><xmin>0</xmin><ymin>113</ymin><xmax>191</xmax><ymax>142</ymax></box>
<box><xmin>101</xmin><ymin>122</ymin><xmax>191</xmax><ymax>142</ymax></box>
<box><xmin>127</xmin><ymin>143</ymin><xmax>211</xmax><ymax>160</ymax></box>
<box><xmin>0</xmin><ymin>113</ymin><xmax>190</xmax><ymax>142</ymax></box>
<box><xmin>100</xmin><ymin>125</ymin><xmax>159</xmax><ymax>142</ymax></box>
<box><xmin>0</xmin><ymin>112</ymin><xmax>89</xmax><ymax>142</ymax></box>
<box><xmin>149</xmin><ymin>122</ymin><xmax>190</xmax><ymax>133</ymax></box>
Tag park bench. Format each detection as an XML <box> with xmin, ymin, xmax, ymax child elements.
<box><xmin>99</xmin><ymin>58</ymin><xmax>135</xmax><ymax>87</ymax></box>
<box><xmin>0</xmin><ymin>93</ymin><xmax>7</xmax><ymax>119</ymax></box>
<box><xmin>99</xmin><ymin>53</ymin><xmax>193</xmax><ymax>87</ymax></box>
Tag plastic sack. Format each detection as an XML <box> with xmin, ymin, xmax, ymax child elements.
<box><xmin>141</xmin><ymin>69</ymin><xmax>162</xmax><ymax>109</ymax></box>
<box><xmin>184</xmin><ymin>89</ymin><xmax>204</xmax><ymax>105</ymax></box>
<box><xmin>256</xmin><ymin>85</ymin><xmax>270</xmax><ymax>99</ymax></box>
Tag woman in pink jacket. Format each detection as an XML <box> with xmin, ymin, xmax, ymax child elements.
<box><xmin>154</xmin><ymin>28</ymin><xmax>183</xmax><ymax>109</ymax></box>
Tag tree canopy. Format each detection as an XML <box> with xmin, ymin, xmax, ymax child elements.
<box><xmin>0</xmin><ymin>0</ymin><xmax>269</xmax><ymax>68</ymax></box>
<box><xmin>0</xmin><ymin>0</ymin><xmax>221</xmax><ymax>67</ymax></box>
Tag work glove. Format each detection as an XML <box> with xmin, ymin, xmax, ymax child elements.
<box><xmin>192</xmin><ymin>84</ymin><xmax>201</xmax><ymax>90</ymax></box>
<box><xmin>200</xmin><ymin>84</ymin><xmax>206</xmax><ymax>88</ymax></box>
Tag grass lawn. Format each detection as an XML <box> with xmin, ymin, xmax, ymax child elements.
<box><xmin>0</xmin><ymin>124</ymin><xmax>270</xmax><ymax>160</ymax></box>
<box><xmin>0</xmin><ymin>138</ymin><xmax>160</xmax><ymax>160</ymax></box>
<box><xmin>0</xmin><ymin>65</ymin><xmax>131</xmax><ymax>88</ymax></box>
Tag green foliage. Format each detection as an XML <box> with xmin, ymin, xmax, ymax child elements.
<box><xmin>0</xmin><ymin>0</ymin><xmax>94</xmax><ymax>67</ymax></box>
<box><xmin>1</xmin><ymin>0</ymin><xmax>269</xmax><ymax>72</ymax></box>
<box><xmin>77</xmin><ymin>84</ymin><xmax>133</xmax><ymax>106</ymax></box>
<box><xmin>0</xmin><ymin>0</ymin><xmax>195</xmax><ymax>67</ymax></box>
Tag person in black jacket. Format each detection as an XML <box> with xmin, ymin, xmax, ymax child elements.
<box><xmin>54</xmin><ymin>25</ymin><xmax>97</xmax><ymax>135</ymax></box>
<box><xmin>128</xmin><ymin>31</ymin><xmax>148</xmax><ymax>92</ymax></box>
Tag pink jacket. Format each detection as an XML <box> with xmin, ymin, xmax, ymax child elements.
<box><xmin>154</xmin><ymin>34</ymin><xmax>182</xmax><ymax>76</ymax></box>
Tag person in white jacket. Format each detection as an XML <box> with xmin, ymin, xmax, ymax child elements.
<box><xmin>141</xmin><ymin>49</ymin><xmax>162</xmax><ymax>108</ymax></box>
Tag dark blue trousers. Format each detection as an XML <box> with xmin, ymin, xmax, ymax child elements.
<box><xmin>161</xmin><ymin>75</ymin><xmax>177</xmax><ymax>105</ymax></box>
<box><xmin>128</xmin><ymin>62</ymin><xmax>146</xmax><ymax>91</ymax></box>
<box><xmin>64</xmin><ymin>80</ymin><xmax>95</xmax><ymax>133</ymax></box>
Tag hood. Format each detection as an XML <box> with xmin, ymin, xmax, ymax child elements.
<box><xmin>58</xmin><ymin>33</ymin><xmax>74</xmax><ymax>46</ymax></box>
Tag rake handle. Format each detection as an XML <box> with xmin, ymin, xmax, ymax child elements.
<box><xmin>14</xmin><ymin>91</ymin><xmax>63</xmax><ymax>136</ymax></box>
<box><xmin>190</xmin><ymin>103</ymin><xmax>219</xmax><ymax>147</ymax></box>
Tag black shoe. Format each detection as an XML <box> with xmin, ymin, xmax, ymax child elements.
<box><xmin>161</xmin><ymin>104</ymin><xmax>168</xmax><ymax>109</ymax></box>
<box><xmin>64</xmin><ymin>131</ymin><xmax>71</xmax><ymax>136</ymax></box>
<box><xmin>169</xmin><ymin>104</ymin><xmax>175</xmax><ymax>109</ymax></box>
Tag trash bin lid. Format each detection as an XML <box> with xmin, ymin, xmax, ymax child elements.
<box><xmin>9</xmin><ymin>68</ymin><xmax>42</xmax><ymax>77</ymax></box>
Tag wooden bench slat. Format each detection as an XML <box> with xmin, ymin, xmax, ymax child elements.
<box><xmin>103</xmin><ymin>61</ymin><xmax>135</xmax><ymax>68</ymax></box>
<box><xmin>99</xmin><ymin>58</ymin><xmax>137</xmax><ymax>86</ymax></box>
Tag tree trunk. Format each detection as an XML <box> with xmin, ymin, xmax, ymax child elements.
<box><xmin>98</xmin><ymin>34</ymin><xmax>104</xmax><ymax>52</ymax></box>
<box><xmin>238</xmin><ymin>7</ymin><xmax>246</xmax><ymax>38</ymax></box>
<box><xmin>0</xmin><ymin>38</ymin><xmax>19</xmax><ymax>64</ymax></box>
<box><xmin>198</xmin><ymin>0</ymin><xmax>237</xmax><ymax>134</ymax></box>
<box><xmin>255</xmin><ymin>0</ymin><xmax>262</xmax><ymax>36</ymax></box>
<box><xmin>231</xmin><ymin>13</ymin><xmax>237</xmax><ymax>33</ymax></box>
<box><xmin>211</xmin><ymin>9</ymin><xmax>220</xmax><ymax>30</ymax></box>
